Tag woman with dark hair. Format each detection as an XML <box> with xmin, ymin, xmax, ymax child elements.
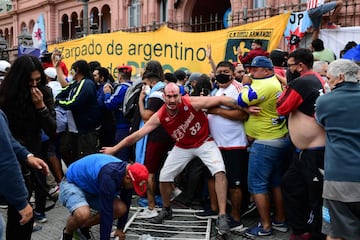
<box><xmin>0</xmin><ymin>55</ymin><xmax>56</xmax><ymax>239</ymax></box>
<box><xmin>54</xmin><ymin>58</ymin><xmax>101</xmax><ymax>166</ymax></box>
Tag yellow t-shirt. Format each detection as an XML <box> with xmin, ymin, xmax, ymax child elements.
<box><xmin>238</xmin><ymin>75</ymin><xmax>288</xmax><ymax>140</ymax></box>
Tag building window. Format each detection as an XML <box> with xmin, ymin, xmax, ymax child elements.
<box><xmin>253</xmin><ymin>0</ymin><xmax>266</xmax><ymax>8</ymax></box>
<box><xmin>129</xmin><ymin>0</ymin><xmax>141</xmax><ymax>27</ymax></box>
<box><xmin>160</xmin><ymin>0</ymin><xmax>168</xmax><ymax>23</ymax></box>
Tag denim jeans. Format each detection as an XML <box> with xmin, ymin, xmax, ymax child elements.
<box><xmin>248</xmin><ymin>137</ymin><xmax>290</xmax><ymax>194</ymax></box>
<box><xmin>308</xmin><ymin>1</ymin><xmax>337</xmax><ymax>29</ymax></box>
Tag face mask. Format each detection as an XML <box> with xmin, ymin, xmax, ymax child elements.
<box><xmin>70</xmin><ymin>68</ymin><xmax>76</xmax><ymax>76</ymax></box>
<box><xmin>66</xmin><ymin>74</ymin><xmax>73</xmax><ymax>82</ymax></box>
<box><xmin>235</xmin><ymin>76</ymin><xmax>243</xmax><ymax>82</ymax></box>
<box><xmin>143</xmin><ymin>85</ymin><xmax>151</xmax><ymax>96</ymax></box>
<box><xmin>324</xmin><ymin>82</ymin><xmax>331</xmax><ymax>93</ymax></box>
<box><xmin>286</xmin><ymin>69</ymin><xmax>300</xmax><ymax>83</ymax></box>
<box><xmin>216</xmin><ymin>74</ymin><xmax>232</xmax><ymax>84</ymax></box>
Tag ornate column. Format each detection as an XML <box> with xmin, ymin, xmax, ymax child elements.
<box><xmin>98</xmin><ymin>12</ymin><xmax>102</xmax><ymax>33</ymax></box>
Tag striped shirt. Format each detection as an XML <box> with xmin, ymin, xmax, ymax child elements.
<box><xmin>307</xmin><ymin>0</ymin><xmax>325</xmax><ymax>9</ymax></box>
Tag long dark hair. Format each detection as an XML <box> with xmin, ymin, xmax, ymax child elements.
<box><xmin>0</xmin><ymin>55</ymin><xmax>51</xmax><ymax>136</ymax></box>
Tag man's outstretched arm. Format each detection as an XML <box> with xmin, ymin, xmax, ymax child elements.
<box><xmin>190</xmin><ymin>95</ymin><xmax>238</xmax><ymax>111</ymax></box>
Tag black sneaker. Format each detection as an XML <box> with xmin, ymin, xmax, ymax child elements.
<box><xmin>60</xmin><ymin>228</ymin><xmax>73</xmax><ymax>240</ymax></box>
<box><xmin>34</xmin><ymin>211</ymin><xmax>48</xmax><ymax>223</ymax></box>
<box><xmin>194</xmin><ymin>209</ymin><xmax>218</xmax><ymax>220</ymax></box>
<box><xmin>228</xmin><ymin>216</ymin><xmax>248</xmax><ymax>232</ymax></box>
<box><xmin>150</xmin><ymin>208</ymin><xmax>172</xmax><ymax>224</ymax></box>
<box><xmin>215</xmin><ymin>214</ymin><xmax>230</xmax><ymax>235</ymax></box>
<box><xmin>78</xmin><ymin>227</ymin><xmax>92</xmax><ymax>240</ymax></box>
<box><xmin>241</xmin><ymin>201</ymin><xmax>256</xmax><ymax>217</ymax></box>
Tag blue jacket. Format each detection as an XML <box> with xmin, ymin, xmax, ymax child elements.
<box><xmin>104</xmin><ymin>82</ymin><xmax>131</xmax><ymax>129</ymax></box>
<box><xmin>316</xmin><ymin>82</ymin><xmax>360</xmax><ymax>182</ymax></box>
<box><xmin>57</xmin><ymin>78</ymin><xmax>101</xmax><ymax>133</ymax></box>
<box><xmin>0</xmin><ymin>110</ymin><xmax>29</xmax><ymax>211</ymax></box>
<box><xmin>66</xmin><ymin>154</ymin><xmax>131</xmax><ymax>240</ymax></box>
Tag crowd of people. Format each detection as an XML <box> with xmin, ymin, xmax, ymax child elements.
<box><xmin>0</xmin><ymin>3</ymin><xmax>359</xmax><ymax>239</ymax></box>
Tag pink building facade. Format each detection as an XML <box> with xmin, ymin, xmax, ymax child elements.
<box><xmin>0</xmin><ymin>0</ymin><xmax>359</xmax><ymax>51</ymax></box>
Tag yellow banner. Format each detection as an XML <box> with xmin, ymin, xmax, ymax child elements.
<box><xmin>49</xmin><ymin>12</ymin><xmax>291</xmax><ymax>77</ymax></box>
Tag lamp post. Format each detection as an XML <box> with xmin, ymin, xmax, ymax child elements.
<box><xmin>0</xmin><ymin>35</ymin><xmax>8</xmax><ymax>61</ymax></box>
<box><xmin>17</xmin><ymin>27</ymin><xmax>33</xmax><ymax>46</ymax></box>
<box><xmin>78</xmin><ymin>0</ymin><xmax>89</xmax><ymax>36</ymax></box>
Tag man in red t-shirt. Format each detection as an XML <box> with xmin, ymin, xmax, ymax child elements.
<box><xmin>238</xmin><ymin>39</ymin><xmax>269</xmax><ymax>65</ymax></box>
<box><xmin>102</xmin><ymin>82</ymin><xmax>242</xmax><ymax>236</ymax></box>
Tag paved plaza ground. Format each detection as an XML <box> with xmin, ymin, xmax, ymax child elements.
<box><xmin>1</xmin><ymin>197</ymin><xmax>291</xmax><ymax>240</ymax></box>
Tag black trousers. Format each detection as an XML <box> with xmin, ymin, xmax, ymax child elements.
<box><xmin>281</xmin><ymin>148</ymin><xmax>325</xmax><ymax>240</ymax></box>
<box><xmin>6</xmin><ymin>167</ymin><xmax>34</xmax><ymax>240</ymax></box>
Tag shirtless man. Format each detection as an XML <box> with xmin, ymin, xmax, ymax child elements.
<box><xmin>102</xmin><ymin>82</ymin><xmax>241</xmax><ymax>235</ymax></box>
<box><xmin>276</xmin><ymin>48</ymin><xmax>326</xmax><ymax>240</ymax></box>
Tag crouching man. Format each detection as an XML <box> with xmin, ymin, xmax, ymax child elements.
<box><xmin>59</xmin><ymin>153</ymin><xmax>149</xmax><ymax>240</ymax></box>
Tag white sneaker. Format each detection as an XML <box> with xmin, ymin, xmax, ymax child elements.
<box><xmin>170</xmin><ymin>187</ymin><xmax>182</xmax><ymax>202</ymax></box>
<box><xmin>48</xmin><ymin>185</ymin><xmax>60</xmax><ymax>196</ymax></box>
<box><xmin>137</xmin><ymin>208</ymin><xmax>158</xmax><ymax>219</ymax></box>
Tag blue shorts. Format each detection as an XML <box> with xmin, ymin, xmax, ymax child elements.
<box><xmin>248</xmin><ymin>137</ymin><xmax>290</xmax><ymax>194</ymax></box>
<box><xmin>59</xmin><ymin>179</ymin><xmax>100</xmax><ymax>214</ymax></box>
<box><xmin>308</xmin><ymin>2</ymin><xmax>337</xmax><ymax>29</ymax></box>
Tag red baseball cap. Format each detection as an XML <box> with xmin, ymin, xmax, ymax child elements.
<box><xmin>127</xmin><ymin>163</ymin><xmax>149</xmax><ymax>196</ymax></box>
<box><xmin>117</xmin><ymin>65</ymin><xmax>132</xmax><ymax>73</ymax></box>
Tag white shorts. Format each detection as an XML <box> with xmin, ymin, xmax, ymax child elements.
<box><xmin>159</xmin><ymin>140</ymin><xmax>226</xmax><ymax>182</ymax></box>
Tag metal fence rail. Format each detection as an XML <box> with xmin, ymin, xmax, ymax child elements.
<box><xmin>120</xmin><ymin>0</ymin><xmax>360</xmax><ymax>33</ymax></box>
<box><xmin>124</xmin><ymin>208</ymin><xmax>212</xmax><ymax>240</ymax></box>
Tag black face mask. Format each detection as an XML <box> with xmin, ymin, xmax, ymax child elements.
<box><xmin>235</xmin><ymin>76</ymin><xmax>243</xmax><ymax>82</ymax></box>
<box><xmin>216</xmin><ymin>74</ymin><xmax>232</xmax><ymax>84</ymax></box>
<box><xmin>286</xmin><ymin>69</ymin><xmax>300</xmax><ymax>84</ymax></box>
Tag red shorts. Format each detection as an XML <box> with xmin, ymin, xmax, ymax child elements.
<box><xmin>144</xmin><ymin>140</ymin><xmax>173</xmax><ymax>174</ymax></box>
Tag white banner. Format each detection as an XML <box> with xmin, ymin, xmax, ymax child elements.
<box><xmin>300</xmin><ymin>26</ymin><xmax>360</xmax><ymax>59</ymax></box>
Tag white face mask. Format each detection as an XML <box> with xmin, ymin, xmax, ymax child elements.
<box><xmin>66</xmin><ymin>74</ymin><xmax>73</xmax><ymax>82</ymax></box>
<box><xmin>324</xmin><ymin>82</ymin><xmax>331</xmax><ymax>93</ymax></box>
<box><xmin>144</xmin><ymin>85</ymin><xmax>151</xmax><ymax>96</ymax></box>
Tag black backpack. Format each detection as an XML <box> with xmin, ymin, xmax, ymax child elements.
<box><xmin>122</xmin><ymin>79</ymin><xmax>143</xmax><ymax>132</ymax></box>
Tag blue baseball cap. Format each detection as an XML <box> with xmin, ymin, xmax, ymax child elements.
<box><xmin>250</xmin><ymin>56</ymin><xmax>274</xmax><ymax>69</ymax></box>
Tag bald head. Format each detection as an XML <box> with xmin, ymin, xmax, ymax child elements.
<box><xmin>164</xmin><ymin>82</ymin><xmax>180</xmax><ymax>95</ymax></box>
<box><xmin>163</xmin><ymin>82</ymin><xmax>181</xmax><ymax>111</ymax></box>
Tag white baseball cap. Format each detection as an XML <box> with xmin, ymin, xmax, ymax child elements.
<box><xmin>0</xmin><ymin>60</ymin><xmax>10</xmax><ymax>73</ymax></box>
<box><xmin>44</xmin><ymin>67</ymin><xmax>57</xmax><ymax>79</ymax></box>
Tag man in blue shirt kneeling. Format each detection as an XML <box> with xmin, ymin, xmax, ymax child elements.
<box><xmin>59</xmin><ymin>153</ymin><xmax>148</xmax><ymax>240</ymax></box>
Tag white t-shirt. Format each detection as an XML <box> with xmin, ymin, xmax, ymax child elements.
<box><xmin>208</xmin><ymin>80</ymin><xmax>248</xmax><ymax>149</ymax></box>
<box><xmin>48</xmin><ymin>81</ymin><xmax>62</xmax><ymax>100</ymax></box>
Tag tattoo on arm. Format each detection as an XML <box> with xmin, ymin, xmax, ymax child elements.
<box><xmin>228</xmin><ymin>99</ymin><xmax>241</xmax><ymax>109</ymax></box>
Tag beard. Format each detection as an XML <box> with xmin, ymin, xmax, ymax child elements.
<box><xmin>286</xmin><ymin>70</ymin><xmax>300</xmax><ymax>84</ymax></box>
